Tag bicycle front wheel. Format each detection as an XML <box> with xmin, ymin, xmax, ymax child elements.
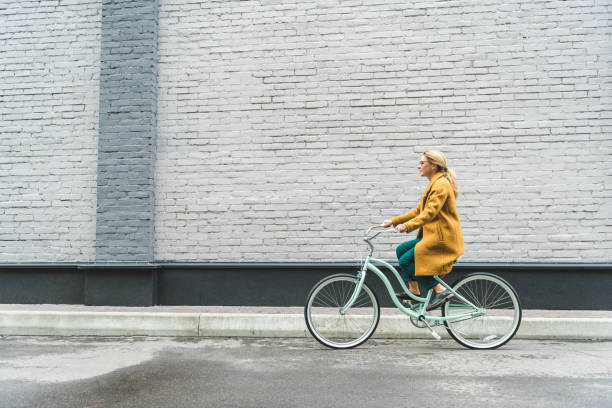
<box><xmin>305</xmin><ymin>274</ymin><xmax>380</xmax><ymax>349</ymax></box>
<box><xmin>442</xmin><ymin>273</ymin><xmax>522</xmax><ymax>349</ymax></box>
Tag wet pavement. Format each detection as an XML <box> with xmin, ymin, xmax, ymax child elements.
<box><xmin>1</xmin><ymin>336</ymin><xmax>611</xmax><ymax>408</ymax></box>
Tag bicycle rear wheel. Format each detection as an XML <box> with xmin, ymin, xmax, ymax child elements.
<box><xmin>442</xmin><ymin>273</ymin><xmax>521</xmax><ymax>349</ymax></box>
<box><xmin>305</xmin><ymin>274</ymin><xmax>380</xmax><ymax>349</ymax></box>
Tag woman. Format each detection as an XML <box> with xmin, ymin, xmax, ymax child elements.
<box><xmin>382</xmin><ymin>150</ymin><xmax>465</xmax><ymax>311</ymax></box>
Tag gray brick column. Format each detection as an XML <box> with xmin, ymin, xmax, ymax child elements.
<box><xmin>96</xmin><ymin>0</ymin><xmax>158</xmax><ymax>262</ymax></box>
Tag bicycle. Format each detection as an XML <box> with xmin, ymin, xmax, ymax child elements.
<box><xmin>304</xmin><ymin>226</ymin><xmax>522</xmax><ymax>349</ymax></box>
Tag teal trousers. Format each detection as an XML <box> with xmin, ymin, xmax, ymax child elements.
<box><xmin>396</xmin><ymin>238</ymin><xmax>438</xmax><ymax>292</ymax></box>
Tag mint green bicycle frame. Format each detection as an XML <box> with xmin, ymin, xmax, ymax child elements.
<box><xmin>340</xmin><ymin>227</ymin><xmax>485</xmax><ymax>323</ymax></box>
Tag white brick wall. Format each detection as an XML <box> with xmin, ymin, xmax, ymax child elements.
<box><xmin>3</xmin><ymin>0</ymin><xmax>609</xmax><ymax>263</ymax></box>
<box><xmin>155</xmin><ymin>0</ymin><xmax>612</xmax><ymax>263</ymax></box>
<box><xmin>0</xmin><ymin>1</ymin><xmax>101</xmax><ymax>261</ymax></box>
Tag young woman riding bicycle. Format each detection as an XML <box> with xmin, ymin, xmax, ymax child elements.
<box><xmin>382</xmin><ymin>150</ymin><xmax>465</xmax><ymax>311</ymax></box>
<box><xmin>305</xmin><ymin>152</ymin><xmax>521</xmax><ymax>349</ymax></box>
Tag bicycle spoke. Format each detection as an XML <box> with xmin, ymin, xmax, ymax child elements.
<box><xmin>342</xmin><ymin>315</ymin><xmax>365</xmax><ymax>332</ymax></box>
<box><xmin>306</xmin><ymin>275</ymin><xmax>379</xmax><ymax>349</ymax></box>
<box><xmin>485</xmin><ymin>283</ymin><xmax>505</xmax><ymax>308</ymax></box>
<box><xmin>315</xmin><ymin>288</ymin><xmax>339</xmax><ymax>308</ymax></box>
<box><xmin>352</xmin><ymin>293</ymin><xmax>372</xmax><ymax>308</ymax></box>
<box><xmin>341</xmin><ymin>281</ymin><xmax>352</xmax><ymax>306</ymax></box>
<box><xmin>462</xmin><ymin>283</ymin><xmax>480</xmax><ymax>307</ymax></box>
<box><xmin>482</xmin><ymin>280</ymin><xmax>491</xmax><ymax>309</ymax></box>
<box><xmin>313</xmin><ymin>289</ymin><xmax>335</xmax><ymax>307</ymax></box>
<box><xmin>443</xmin><ymin>274</ymin><xmax>521</xmax><ymax>350</ymax></box>
<box><xmin>330</xmin><ymin>282</ymin><xmax>342</xmax><ymax>307</ymax></box>
<box><xmin>486</xmin><ymin>295</ymin><xmax>513</xmax><ymax>309</ymax></box>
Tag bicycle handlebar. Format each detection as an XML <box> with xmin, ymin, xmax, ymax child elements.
<box><xmin>364</xmin><ymin>225</ymin><xmax>396</xmax><ymax>241</ymax></box>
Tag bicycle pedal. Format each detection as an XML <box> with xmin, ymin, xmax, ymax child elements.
<box><xmin>419</xmin><ymin>316</ymin><xmax>441</xmax><ymax>340</ymax></box>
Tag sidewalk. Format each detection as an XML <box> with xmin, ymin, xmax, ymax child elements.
<box><xmin>1</xmin><ymin>304</ymin><xmax>611</xmax><ymax>340</ymax></box>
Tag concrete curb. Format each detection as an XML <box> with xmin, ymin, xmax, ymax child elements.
<box><xmin>1</xmin><ymin>311</ymin><xmax>611</xmax><ymax>340</ymax></box>
<box><xmin>0</xmin><ymin>311</ymin><xmax>199</xmax><ymax>337</ymax></box>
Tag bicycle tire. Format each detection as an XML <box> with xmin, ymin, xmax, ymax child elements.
<box><xmin>442</xmin><ymin>273</ymin><xmax>522</xmax><ymax>349</ymax></box>
<box><xmin>304</xmin><ymin>274</ymin><xmax>380</xmax><ymax>349</ymax></box>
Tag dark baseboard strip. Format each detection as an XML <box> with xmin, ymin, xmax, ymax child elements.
<box><xmin>0</xmin><ymin>262</ymin><xmax>610</xmax><ymax>309</ymax></box>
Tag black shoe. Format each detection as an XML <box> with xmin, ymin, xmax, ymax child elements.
<box><xmin>396</xmin><ymin>291</ymin><xmax>423</xmax><ymax>304</ymax></box>
<box><xmin>426</xmin><ymin>290</ymin><xmax>454</xmax><ymax>311</ymax></box>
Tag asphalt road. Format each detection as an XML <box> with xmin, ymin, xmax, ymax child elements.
<box><xmin>1</xmin><ymin>336</ymin><xmax>611</xmax><ymax>408</ymax></box>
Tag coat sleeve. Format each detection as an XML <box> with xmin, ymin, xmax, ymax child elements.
<box><xmin>402</xmin><ymin>181</ymin><xmax>450</xmax><ymax>234</ymax></box>
<box><xmin>391</xmin><ymin>206</ymin><xmax>419</xmax><ymax>226</ymax></box>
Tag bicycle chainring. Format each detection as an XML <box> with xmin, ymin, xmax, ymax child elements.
<box><xmin>409</xmin><ymin>315</ymin><xmax>427</xmax><ymax>328</ymax></box>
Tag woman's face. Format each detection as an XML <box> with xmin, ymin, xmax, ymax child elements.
<box><xmin>417</xmin><ymin>155</ymin><xmax>437</xmax><ymax>179</ymax></box>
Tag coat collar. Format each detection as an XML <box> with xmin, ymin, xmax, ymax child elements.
<box><xmin>421</xmin><ymin>172</ymin><xmax>446</xmax><ymax>206</ymax></box>
<box><xmin>424</xmin><ymin>172</ymin><xmax>446</xmax><ymax>194</ymax></box>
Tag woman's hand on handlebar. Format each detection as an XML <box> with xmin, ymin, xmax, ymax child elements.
<box><xmin>381</xmin><ymin>220</ymin><xmax>407</xmax><ymax>232</ymax></box>
<box><xmin>381</xmin><ymin>219</ymin><xmax>407</xmax><ymax>232</ymax></box>
<box><xmin>394</xmin><ymin>224</ymin><xmax>407</xmax><ymax>233</ymax></box>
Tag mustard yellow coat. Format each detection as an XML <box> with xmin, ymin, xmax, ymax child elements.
<box><xmin>391</xmin><ymin>172</ymin><xmax>465</xmax><ymax>276</ymax></box>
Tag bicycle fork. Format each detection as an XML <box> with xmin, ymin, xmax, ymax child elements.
<box><xmin>339</xmin><ymin>268</ymin><xmax>368</xmax><ymax>315</ymax></box>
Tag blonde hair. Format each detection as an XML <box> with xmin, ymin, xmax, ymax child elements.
<box><xmin>424</xmin><ymin>150</ymin><xmax>458</xmax><ymax>198</ymax></box>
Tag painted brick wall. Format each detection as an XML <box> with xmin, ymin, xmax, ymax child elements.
<box><xmin>156</xmin><ymin>0</ymin><xmax>612</xmax><ymax>263</ymax></box>
<box><xmin>96</xmin><ymin>0</ymin><xmax>158</xmax><ymax>262</ymax></box>
<box><xmin>0</xmin><ymin>1</ymin><xmax>101</xmax><ymax>261</ymax></box>
<box><xmin>2</xmin><ymin>1</ymin><xmax>610</xmax><ymax>264</ymax></box>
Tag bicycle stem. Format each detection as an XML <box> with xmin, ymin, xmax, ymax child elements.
<box><xmin>363</xmin><ymin>226</ymin><xmax>395</xmax><ymax>256</ymax></box>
